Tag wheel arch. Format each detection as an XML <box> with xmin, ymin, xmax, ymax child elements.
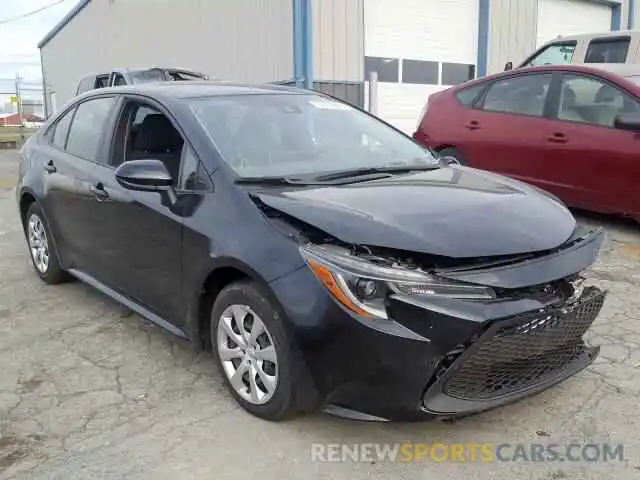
<box><xmin>189</xmin><ymin>257</ymin><xmax>294</xmax><ymax>352</ymax></box>
<box><xmin>19</xmin><ymin>190</ymin><xmax>38</xmax><ymax>227</ymax></box>
<box><xmin>435</xmin><ymin>144</ymin><xmax>456</xmax><ymax>152</ymax></box>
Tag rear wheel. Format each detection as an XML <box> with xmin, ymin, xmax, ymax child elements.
<box><xmin>24</xmin><ymin>203</ymin><xmax>68</xmax><ymax>284</ymax></box>
<box><xmin>210</xmin><ymin>280</ymin><xmax>313</xmax><ymax>420</ymax></box>
<box><xmin>438</xmin><ymin>147</ymin><xmax>467</xmax><ymax>166</ymax></box>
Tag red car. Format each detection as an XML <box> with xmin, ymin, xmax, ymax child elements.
<box><xmin>413</xmin><ymin>64</ymin><xmax>640</xmax><ymax>220</ymax></box>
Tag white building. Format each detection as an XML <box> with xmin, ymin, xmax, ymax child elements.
<box><xmin>39</xmin><ymin>0</ymin><xmax>635</xmax><ymax>133</ymax></box>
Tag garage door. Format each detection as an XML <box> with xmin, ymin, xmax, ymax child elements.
<box><xmin>537</xmin><ymin>0</ymin><xmax>612</xmax><ymax>47</ymax></box>
<box><xmin>364</xmin><ymin>0</ymin><xmax>478</xmax><ymax>134</ymax></box>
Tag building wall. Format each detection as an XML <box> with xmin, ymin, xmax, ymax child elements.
<box><xmin>310</xmin><ymin>0</ymin><xmax>364</xmax><ymax>107</ymax></box>
<box><xmin>487</xmin><ymin>0</ymin><xmax>539</xmax><ymax>74</ymax></box>
<box><xmin>41</xmin><ymin>0</ymin><xmax>295</xmax><ymax>113</ymax></box>
<box><xmin>312</xmin><ymin>0</ymin><xmax>364</xmax><ymax>82</ymax></box>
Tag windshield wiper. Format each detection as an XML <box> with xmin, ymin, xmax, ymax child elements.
<box><xmin>235</xmin><ymin>164</ymin><xmax>439</xmax><ymax>186</ymax></box>
<box><xmin>312</xmin><ymin>164</ymin><xmax>439</xmax><ymax>182</ymax></box>
<box><xmin>234</xmin><ymin>176</ymin><xmax>307</xmax><ymax>185</ymax></box>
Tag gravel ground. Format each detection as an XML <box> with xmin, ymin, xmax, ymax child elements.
<box><xmin>1</xmin><ymin>149</ymin><xmax>639</xmax><ymax>479</ymax></box>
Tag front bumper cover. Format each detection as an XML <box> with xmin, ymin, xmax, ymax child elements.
<box><xmin>421</xmin><ymin>286</ymin><xmax>605</xmax><ymax>416</ymax></box>
<box><xmin>323</xmin><ymin>287</ymin><xmax>605</xmax><ymax>422</ymax></box>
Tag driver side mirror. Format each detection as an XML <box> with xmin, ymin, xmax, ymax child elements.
<box><xmin>614</xmin><ymin>114</ymin><xmax>640</xmax><ymax>132</ymax></box>
<box><xmin>115</xmin><ymin>159</ymin><xmax>173</xmax><ymax>192</ymax></box>
<box><xmin>504</xmin><ymin>61</ymin><xmax>513</xmax><ymax>71</ymax></box>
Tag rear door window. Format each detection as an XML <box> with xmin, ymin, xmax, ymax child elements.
<box><xmin>525</xmin><ymin>43</ymin><xmax>577</xmax><ymax>67</ymax></box>
<box><xmin>584</xmin><ymin>38</ymin><xmax>630</xmax><ymax>64</ymax></box>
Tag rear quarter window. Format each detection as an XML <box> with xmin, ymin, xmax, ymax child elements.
<box><xmin>455</xmin><ymin>84</ymin><xmax>485</xmax><ymax>107</ymax></box>
<box><xmin>585</xmin><ymin>38</ymin><xmax>630</xmax><ymax>63</ymax></box>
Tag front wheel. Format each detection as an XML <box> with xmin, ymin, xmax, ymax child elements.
<box><xmin>24</xmin><ymin>203</ymin><xmax>68</xmax><ymax>284</ymax></box>
<box><xmin>210</xmin><ymin>280</ymin><xmax>313</xmax><ymax>421</ymax></box>
<box><xmin>438</xmin><ymin>147</ymin><xmax>467</xmax><ymax>166</ymax></box>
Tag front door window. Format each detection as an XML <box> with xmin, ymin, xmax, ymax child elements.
<box><xmin>555</xmin><ymin>74</ymin><xmax>640</xmax><ymax>127</ymax></box>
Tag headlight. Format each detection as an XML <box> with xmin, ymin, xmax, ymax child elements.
<box><xmin>300</xmin><ymin>245</ymin><xmax>496</xmax><ymax>320</ymax></box>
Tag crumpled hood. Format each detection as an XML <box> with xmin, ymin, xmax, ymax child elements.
<box><xmin>254</xmin><ymin>166</ymin><xmax>576</xmax><ymax>258</ymax></box>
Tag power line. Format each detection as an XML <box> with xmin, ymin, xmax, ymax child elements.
<box><xmin>0</xmin><ymin>0</ymin><xmax>67</xmax><ymax>26</ymax></box>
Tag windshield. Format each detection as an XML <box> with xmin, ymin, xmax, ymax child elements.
<box><xmin>129</xmin><ymin>69</ymin><xmax>167</xmax><ymax>84</ymax></box>
<box><xmin>189</xmin><ymin>93</ymin><xmax>439</xmax><ymax>179</ymax></box>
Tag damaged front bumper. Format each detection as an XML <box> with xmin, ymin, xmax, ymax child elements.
<box><xmin>417</xmin><ymin>286</ymin><xmax>605</xmax><ymax>417</ymax></box>
<box><xmin>317</xmin><ymin>285</ymin><xmax>606</xmax><ymax>422</ymax></box>
<box><xmin>269</xmin><ymin>227</ymin><xmax>608</xmax><ymax>421</ymax></box>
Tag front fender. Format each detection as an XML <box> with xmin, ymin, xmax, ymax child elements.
<box><xmin>184</xmin><ymin>254</ymin><xmax>305</xmax><ymax>349</ymax></box>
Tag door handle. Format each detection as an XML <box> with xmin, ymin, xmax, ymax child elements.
<box><xmin>44</xmin><ymin>161</ymin><xmax>56</xmax><ymax>173</ymax></box>
<box><xmin>547</xmin><ymin>132</ymin><xmax>568</xmax><ymax>144</ymax></box>
<box><xmin>89</xmin><ymin>183</ymin><xmax>109</xmax><ymax>200</ymax></box>
<box><xmin>464</xmin><ymin>121</ymin><xmax>480</xmax><ymax>131</ymax></box>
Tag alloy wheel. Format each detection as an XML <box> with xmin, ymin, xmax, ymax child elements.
<box><xmin>27</xmin><ymin>214</ymin><xmax>50</xmax><ymax>273</ymax></box>
<box><xmin>216</xmin><ymin>304</ymin><xmax>279</xmax><ymax>404</ymax></box>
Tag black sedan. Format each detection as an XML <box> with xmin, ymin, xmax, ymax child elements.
<box><xmin>16</xmin><ymin>82</ymin><xmax>607</xmax><ymax>422</ymax></box>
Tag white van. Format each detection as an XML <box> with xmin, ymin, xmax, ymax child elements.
<box><xmin>505</xmin><ymin>29</ymin><xmax>640</xmax><ymax>70</ymax></box>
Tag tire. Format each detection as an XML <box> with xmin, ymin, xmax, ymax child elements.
<box><xmin>438</xmin><ymin>147</ymin><xmax>467</xmax><ymax>166</ymax></box>
<box><xmin>24</xmin><ymin>202</ymin><xmax>68</xmax><ymax>284</ymax></box>
<box><xmin>210</xmin><ymin>280</ymin><xmax>313</xmax><ymax>421</ymax></box>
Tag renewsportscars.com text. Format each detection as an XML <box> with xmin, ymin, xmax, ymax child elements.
<box><xmin>310</xmin><ymin>442</ymin><xmax>625</xmax><ymax>463</ymax></box>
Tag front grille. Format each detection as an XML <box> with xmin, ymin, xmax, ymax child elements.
<box><xmin>444</xmin><ymin>289</ymin><xmax>605</xmax><ymax>401</ymax></box>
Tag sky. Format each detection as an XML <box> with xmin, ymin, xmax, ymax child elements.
<box><xmin>0</xmin><ymin>0</ymin><xmax>77</xmax><ymax>81</ymax></box>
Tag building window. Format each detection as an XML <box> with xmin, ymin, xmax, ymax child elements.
<box><xmin>364</xmin><ymin>56</ymin><xmax>399</xmax><ymax>83</ymax></box>
<box><xmin>402</xmin><ymin>60</ymin><xmax>438</xmax><ymax>85</ymax></box>
<box><xmin>441</xmin><ymin>63</ymin><xmax>476</xmax><ymax>86</ymax></box>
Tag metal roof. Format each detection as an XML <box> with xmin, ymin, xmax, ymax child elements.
<box><xmin>38</xmin><ymin>0</ymin><xmax>91</xmax><ymax>49</ymax></box>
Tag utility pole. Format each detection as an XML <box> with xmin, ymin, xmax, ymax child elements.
<box><xmin>14</xmin><ymin>73</ymin><xmax>23</xmax><ymax>125</ymax></box>
<box><xmin>15</xmin><ymin>73</ymin><xmax>25</xmax><ymax>145</ymax></box>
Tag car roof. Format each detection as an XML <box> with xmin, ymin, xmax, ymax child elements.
<box><xmin>78</xmin><ymin>80</ymin><xmax>309</xmax><ymax>100</ymax></box>
<box><xmin>539</xmin><ymin>29</ymin><xmax>638</xmax><ymax>45</ymax></box>
<box><xmin>455</xmin><ymin>64</ymin><xmax>640</xmax><ymax>91</ymax></box>
<box><xmin>572</xmin><ymin>63</ymin><xmax>640</xmax><ymax>78</ymax></box>
<box><xmin>513</xmin><ymin>64</ymin><xmax>640</xmax><ymax>78</ymax></box>
<box><xmin>78</xmin><ymin>67</ymin><xmax>208</xmax><ymax>79</ymax></box>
